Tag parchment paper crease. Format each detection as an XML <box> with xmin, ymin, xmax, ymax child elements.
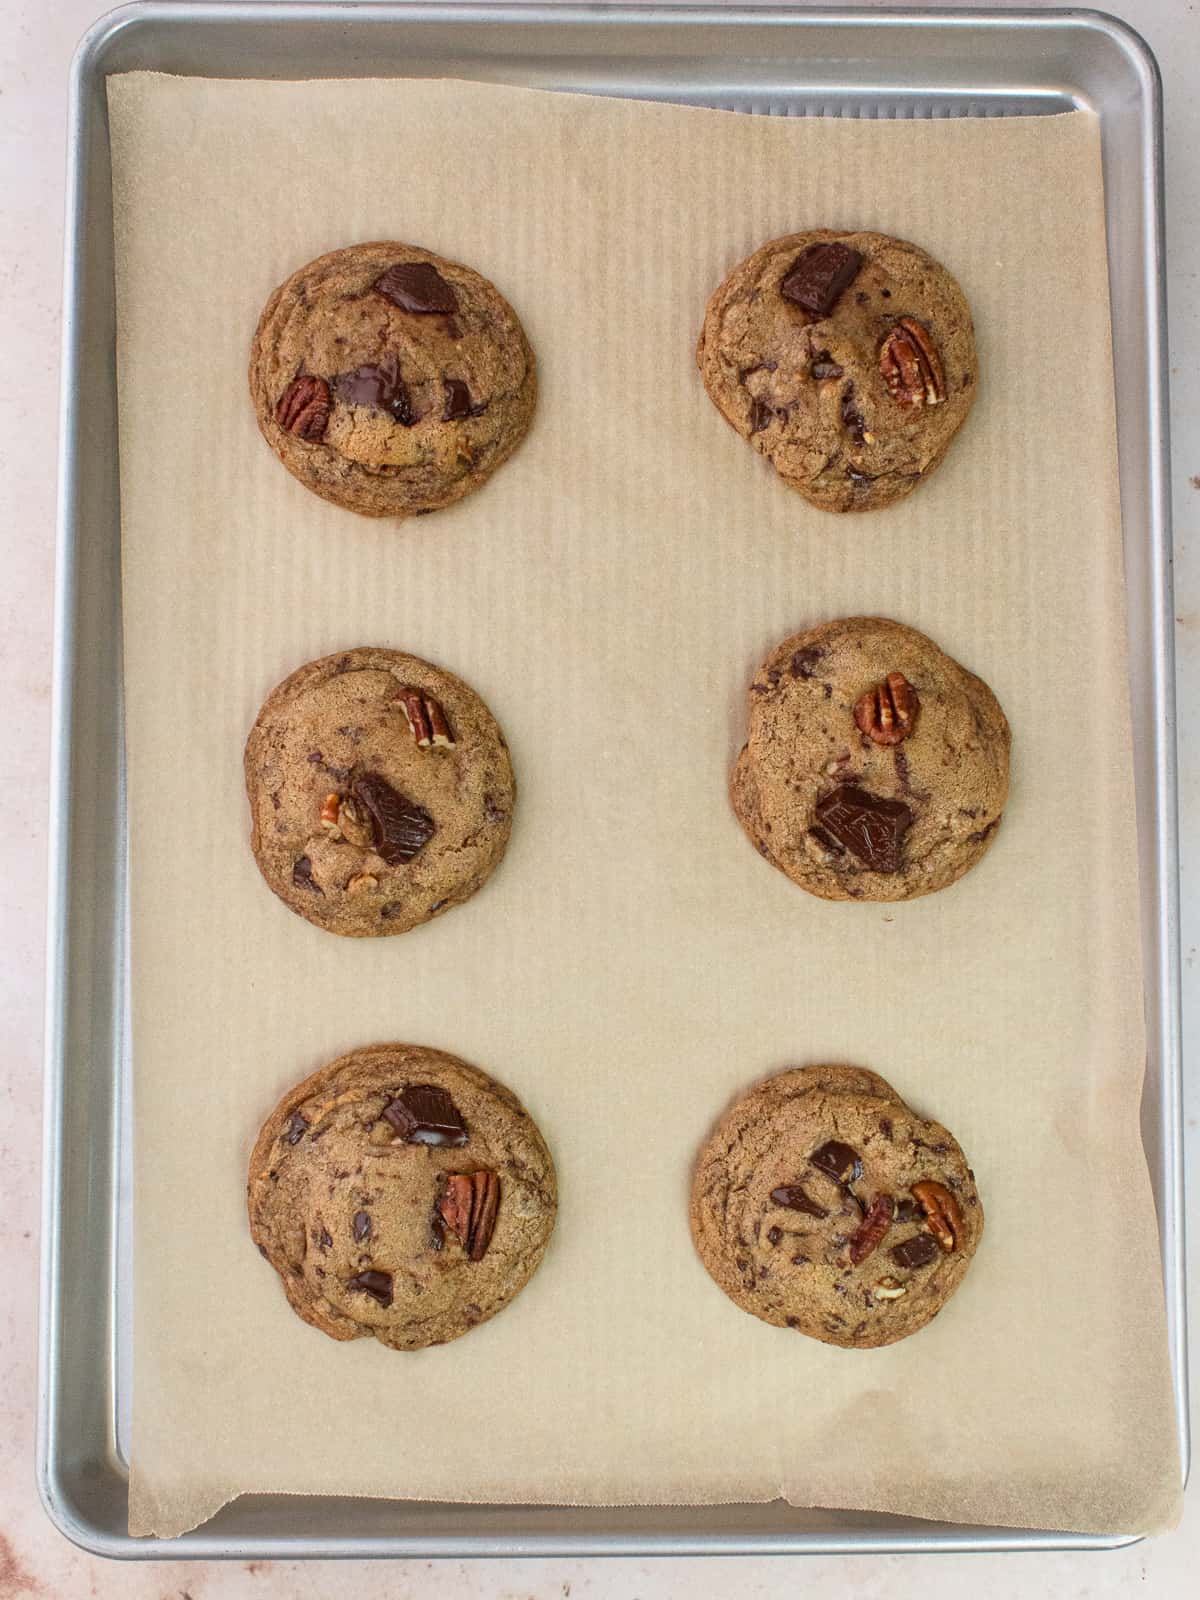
<box><xmin>107</xmin><ymin>74</ymin><xmax>1182</xmax><ymax>1539</ymax></box>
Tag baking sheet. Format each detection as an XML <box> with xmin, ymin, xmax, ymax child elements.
<box><xmin>106</xmin><ymin>73</ymin><xmax>1181</xmax><ymax>1539</ymax></box>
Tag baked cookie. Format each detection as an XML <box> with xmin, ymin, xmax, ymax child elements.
<box><xmin>250</xmin><ymin>242</ymin><xmax>536</xmax><ymax>517</ymax></box>
<box><xmin>697</xmin><ymin>229</ymin><xmax>976</xmax><ymax>511</ymax></box>
<box><xmin>690</xmin><ymin>1065</ymin><xmax>983</xmax><ymax>1348</ymax></box>
<box><xmin>732</xmin><ymin>616</ymin><xmax>1009</xmax><ymax>901</ymax></box>
<box><xmin>245</xmin><ymin>647</ymin><xmax>514</xmax><ymax>936</ymax></box>
<box><xmin>248</xmin><ymin>1044</ymin><xmax>557</xmax><ymax>1350</ymax></box>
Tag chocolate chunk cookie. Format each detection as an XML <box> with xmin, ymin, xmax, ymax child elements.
<box><xmin>248</xmin><ymin>1044</ymin><xmax>556</xmax><ymax>1350</ymax></box>
<box><xmin>697</xmin><ymin>230</ymin><xmax>976</xmax><ymax>511</ymax></box>
<box><xmin>732</xmin><ymin>617</ymin><xmax>1009</xmax><ymax>901</ymax></box>
<box><xmin>245</xmin><ymin>647</ymin><xmax>514</xmax><ymax>936</ymax></box>
<box><xmin>690</xmin><ymin>1065</ymin><xmax>983</xmax><ymax>1348</ymax></box>
<box><xmin>250</xmin><ymin>242</ymin><xmax>536</xmax><ymax>517</ymax></box>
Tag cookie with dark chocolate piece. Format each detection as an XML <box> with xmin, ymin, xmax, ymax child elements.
<box><xmin>690</xmin><ymin>1064</ymin><xmax>983</xmax><ymax>1348</ymax></box>
<box><xmin>245</xmin><ymin>647</ymin><xmax>514</xmax><ymax>935</ymax></box>
<box><xmin>731</xmin><ymin>616</ymin><xmax>1009</xmax><ymax>901</ymax></box>
<box><xmin>250</xmin><ymin>242</ymin><xmax>535</xmax><ymax>517</ymax></box>
<box><xmin>697</xmin><ymin>229</ymin><xmax>976</xmax><ymax>511</ymax></box>
<box><xmin>248</xmin><ymin>1044</ymin><xmax>556</xmax><ymax>1350</ymax></box>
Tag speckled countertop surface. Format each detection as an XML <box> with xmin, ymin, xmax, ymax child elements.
<box><xmin>2</xmin><ymin>1</ymin><xmax>1196</xmax><ymax>1594</ymax></box>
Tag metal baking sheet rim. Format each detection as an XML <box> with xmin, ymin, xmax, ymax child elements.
<box><xmin>39</xmin><ymin>2</ymin><xmax>1186</xmax><ymax>1559</ymax></box>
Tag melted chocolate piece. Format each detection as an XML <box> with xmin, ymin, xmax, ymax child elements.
<box><xmin>352</xmin><ymin>773</ymin><xmax>434</xmax><ymax>865</ymax></box>
<box><xmin>968</xmin><ymin>818</ymin><xmax>1001</xmax><ymax>845</ymax></box>
<box><xmin>442</xmin><ymin>378</ymin><xmax>474</xmax><ymax>421</ymax></box>
<box><xmin>810</xmin><ymin>1140</ymin><xmax>863</xmax><ymax>1186</ymax></box>
<box><xmin>333</xmin><ymin>355</ymin><xmax>414</xmax><ymax>425</ymax></box>
<box><xmin>291</xmin><ymin>856</ymin><xmax>322</xmax><ymax>895</ymax></box>
<box><xmin>380</xmin><ymin>902</ymin><xmax>406</xmax><ymax>921</ymax></box>
<box><xmin>814</xmin><ymin>784</ymin><xmax>912</xmax><ymax>873</ymax></box>
<box><xmin>346</xmin><ymin>1269</ymin><xmax>393</xmax><ymax>1309</ymax></box>
<box><xmin>373</xmin><ymin>261</ymin><xmax>459</xmax><ymax>315</ymax></box>
<box><xmin>283</xmin><ymin>1112</ymin><xmax>308</xmax><ymax>1145</ymax></box>
<box><xmin>352</xmin><ymin>1210</ymin><xmax>372</xmax><ymax>1242</ymax></box>
<box><xmin>807</xmin><ymin>825</ymin><xmax>846</xmax><ymax>858</ymax></box>
<box><xmin>766</xmin><ymin>1226</ymin><xmax>783</xmax><ymax>1246</ymax></box>
<box><xmin>382</xmin><ymin>1083</ymin><xmax>468</xmax><ymax>1146</ymax></box>
<box><xmin>840</xmin><ymin>382</ymin><xmax>867</xmax><ymax>446</ymax></box>
<box><xmin>810</xmin><ymin>354</ymin><xmax>844</xmax><ymax>380</ymax></box>
<box><xmin>749</xmin><ymin>399</ymin><xmax>772</xmax><ymax>434</ymax></box>
<box><xmin>891</xmin><ymin>1233</ymin><xmax>939</xmax><ymax>1270</ymax></box>
<box><xmin>894</xmin><ymin>1197</ymin><xmax>922</xmax><ymax>1224</ymax></box>
<box><xmin>738</xmin><ymin>359</ymin><xmax>778</xmax><ymax>382</ymax></box>
<box><xmin>790</xmin><ymin>647</ymin><xmax>823</xmax><ymax>679</ymax></box>
<box><xmin>317</xmin><ymin>1228</ymin><xmax>333</xmax><ymax>1251</ymax></box>
<box><xmin>770</xmin><ymin>1183</ymin><xmax>829</xmax><ymax>1219</ymax></box>
<box><xmin>780</xmin><ymin>242</ymin><xmax>863</xmax><ymax>316</ymax></box>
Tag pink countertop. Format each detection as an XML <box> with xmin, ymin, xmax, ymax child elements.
<box><xmin>2</xmin><ymin>1</ymin><xmax>1197</xmax><ymax>1594</ymax></box>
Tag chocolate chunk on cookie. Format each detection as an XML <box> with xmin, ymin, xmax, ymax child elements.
<box><xmin>731</xmin><ymin>616</ymin><xmax>1009</xmax><ymax>901</ymax></box>
<box><xmin>250</xmin><ymin>242</ymin><xmax>536</xmax><ymax>517</ymax></box>
<box><xmin>248</xmin><ymin>1044</ymin><xmax>557</xmax><ymax>1350</ymax></box>
<box><xmin>697</xmin><ymin>229</ymin><xmax>976</xmax><ymax>511</ymax></box>
<box><xmin>690</xmin><ymin>1065</ymin><xmax>983</xmax><ymax>1348</ymax></box>
<box><xmin>245</xmin><ymin>647</ymin><xmax>515</xmax><ymax>936</ymax></box>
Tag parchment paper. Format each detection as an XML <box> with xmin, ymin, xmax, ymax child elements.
<box><xmin>107</xmin><ymin>74</ymin><xmax>1182</xmax><ymax>1539</ymax></box>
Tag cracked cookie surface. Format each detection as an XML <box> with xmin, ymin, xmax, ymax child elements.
<box><xmin>732</xmin><ymin>616</ymin><xmax>1010</xmax><ymax>902</ymax></box>
<box><xmin>245</xmin><ymin>646</ymin><xmax>515</xmax><ymax>936</ymax></box>
<box><xmin>690</xmin><ymin>1065</ymin><xmax>983</xmax><ymax>1348</ymax></box>
<box><xmin>250</xmin><ymin>242</ymin><xmax>536</xmax><ymax>517</ymax></box>
<box><xmin>697</xmin><ymin>229</ymin><xmax>976</xmax><ymax>512</ymax></box>
<box><xmin>248</xmin><ymin>1044</ymin><xmax>557</xmax><ymax>1350</ymax></box>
